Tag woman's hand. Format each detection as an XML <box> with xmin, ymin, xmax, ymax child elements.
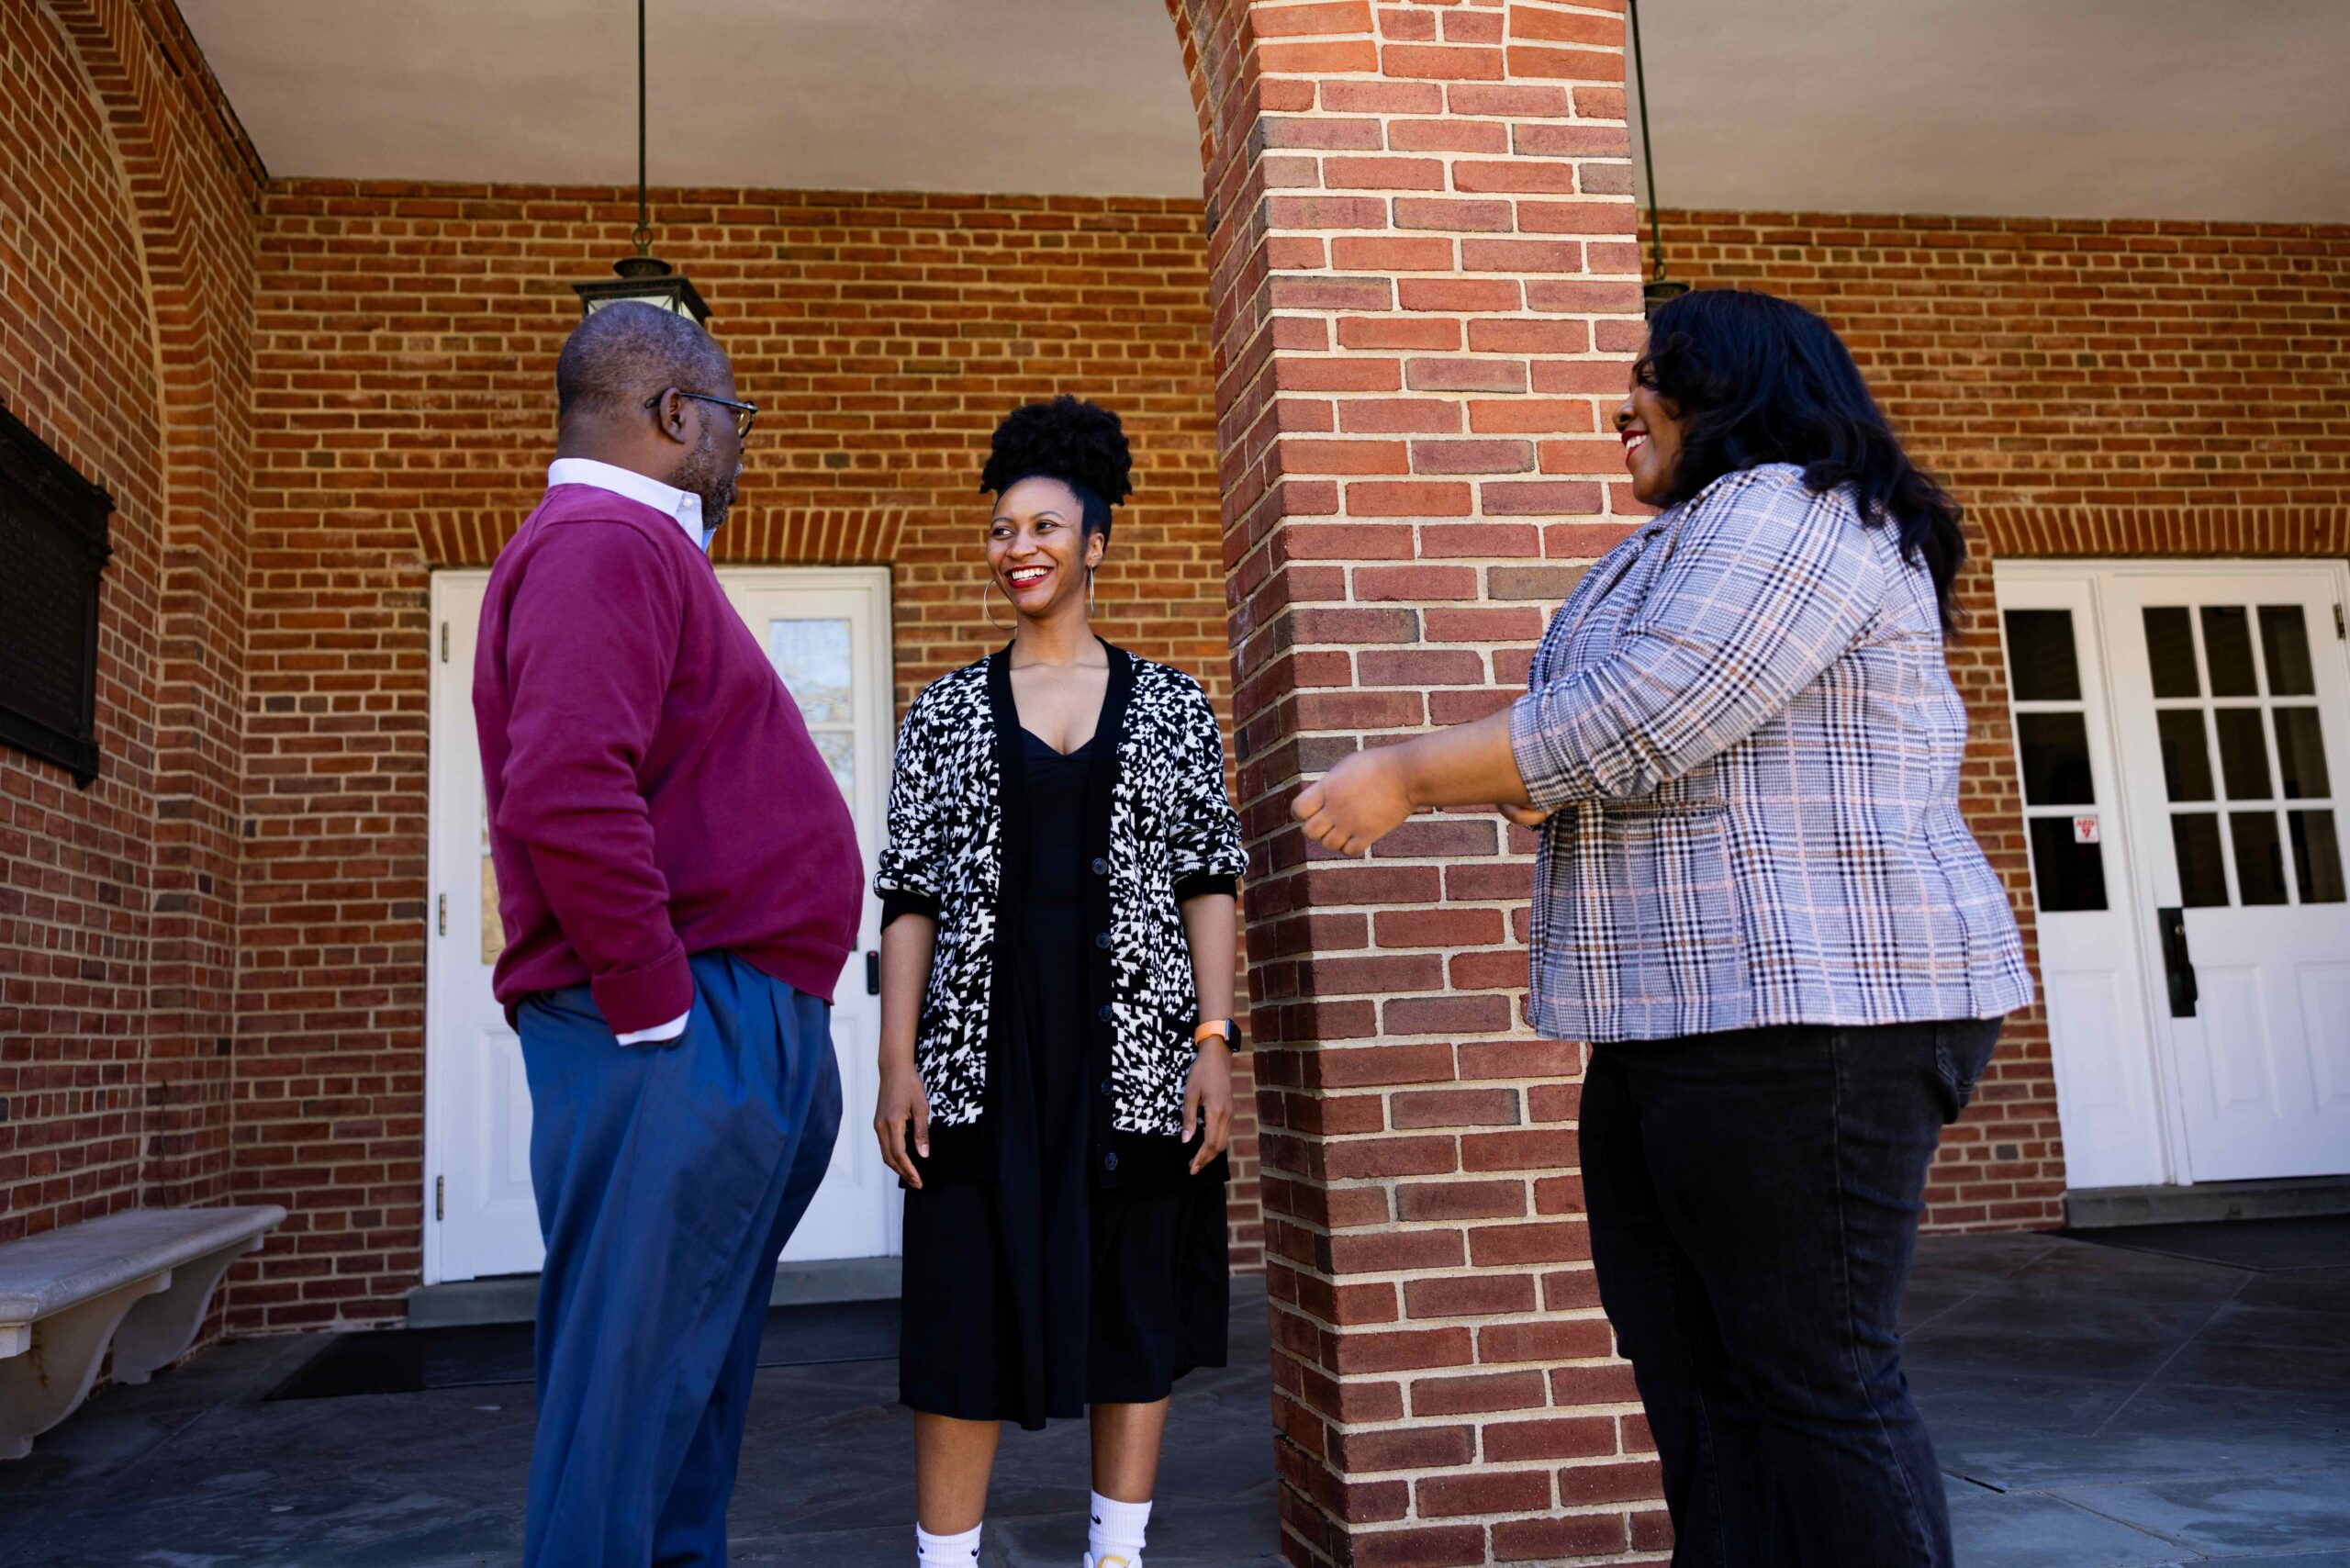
<box><xmin>1292</xmin><ymin>746</ymin><xmax>1416</xmax><ymax>856</ymax></box>
<box><xmin>874</xmin><ymin>1061</ymin><xmax>932</xmax><ymax>1190</ymax></box>
<box><xmin>1500</xmin><ymin>802</ymin><xmax>1555</xmax><ymax>829</ymax></box>
<box><xmin>1183</xmin><ymin>1040</ymin><xmax>1234</xmax><ymax>1176</ymax></box>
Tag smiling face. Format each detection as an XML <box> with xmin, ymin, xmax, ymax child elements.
<box><xmin>1613</xmin><ymin>351</ymin><xmax>1687</xmax><ymax>508</ymax></box>
<box><xmin>988</xmin><ymin>475</ymin><xmax>1102</xmax><ymax>623</ymax></box>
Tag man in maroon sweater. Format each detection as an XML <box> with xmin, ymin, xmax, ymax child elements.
<box><xmin>474</xmin><ymin>301</ymin><xmax>862</xmax><ymax>1567</ymax></box>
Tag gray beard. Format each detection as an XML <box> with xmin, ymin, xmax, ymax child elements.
<box><xmin>674</xmin><ymin>427</ymin><xmax>739</xmax><ymax>532</ymax></box>
<box><xmin>699</xmin><ymin>473</ymin><xmax>738</xmax><ymax>532</ymax></box>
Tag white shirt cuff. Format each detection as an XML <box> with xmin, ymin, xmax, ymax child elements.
<box><xmin>614</xmin><ymin>1008</ymin><xmax>690</xmax><ymax>1047</ymax></box>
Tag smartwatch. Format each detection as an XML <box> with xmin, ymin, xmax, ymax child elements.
<box><xmin>1193</xmin><ymin>1018</ymin><xmax>1242</xmax><ymax>1053</ymax></box>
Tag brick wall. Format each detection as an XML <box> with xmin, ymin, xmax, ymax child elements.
<box><xmin>0</xmin><ymin>0</ymin><xmax>256</xmax><ymax>1245</ymax></box>
<box><xmin>1659</xmin><ymin>211</ymin><xmax>2350</xmax><ymax>1228</ymax></box>
<box><xmin>235</xmin><ymin>182</ymin><xmax>1245</xmax><ymax>1327</ymax></box>
<box><xmin>1660</xmin><ymin>211</ymin><xmax>2350</xmax><ymax>513</ymax></box>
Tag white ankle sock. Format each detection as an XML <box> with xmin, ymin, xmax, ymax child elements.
<box><xmin>916</xmin><ymin>1521</ymin><xmax>981</xmax><ymax>1567</ymax></box>
<box><xmin>1086</xmin><ymin>1491</ymin><xmax>1151</xmax><ymax>1567</ymax></box>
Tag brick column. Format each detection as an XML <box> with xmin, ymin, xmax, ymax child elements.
<box><xmin>1172</xmin><ymin>1</ymin><xmax>1663</xmax><ymax>1562</ymax></box>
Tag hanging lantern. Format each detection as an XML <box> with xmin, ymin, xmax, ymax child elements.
<box><xmin>575</xmin><ymin>253</ymin><xmax>711</xmax><ymax>324</ymax></box>
<box><xmin>1628</xmin><ymin>0</ymin><xmax>1688</xmax><ymax>319</ymax></box>
<box><xmin>572</xmin><ymin>0</ymin><xmax>711</xmax><ymax>325</ymax></box>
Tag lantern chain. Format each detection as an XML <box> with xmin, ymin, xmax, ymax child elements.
<box><xmin>632</xmin><ymin>0</ymin><xmax>652</xmax><ymax>254</ymax></box>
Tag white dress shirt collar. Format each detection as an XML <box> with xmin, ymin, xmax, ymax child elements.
<box><xmin>547</xmin><ymin>457</ymin><xmax>711</xmax><ymax>552</ymax></box>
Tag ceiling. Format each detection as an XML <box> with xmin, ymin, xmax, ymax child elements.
<box><xmin>1630</xmin><ymin>0</ymin><xmax>2349</xmax><ymax>224</ymax></box>
<box><xmin>176</xmin><ymin>0</ymin><xmax>2349</xmax><ymax>223</ymax></box>
<box><xmin>173</xmin><ymin>0</ymin><xmax>1204</xmax><ymax>198</ymax></box>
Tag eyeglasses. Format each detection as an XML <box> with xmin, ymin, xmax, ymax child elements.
<box><xmin>645</xmin><ymin>387</ymin><xmax>758</xmax><ymax>439</ymax></box>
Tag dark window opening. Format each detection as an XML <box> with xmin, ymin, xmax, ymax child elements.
<box><xmin>0</xmin><ymin>402</ymin><xmax>114</xmax><ymax>786</ymax></box>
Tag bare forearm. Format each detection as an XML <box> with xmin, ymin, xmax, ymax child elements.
<box><xmin>1394</xmin><ymin>707</ymin><xmax>1533</xmax><ymax>810</ymax></box>
<box><xmin>878</xmin><ymin>913</ymin><xmax>936</xmax><ymax>1065</ymax></box>
<box><xmin>1293</xmin><ymin>705</ymin><xmax>1537</xmax><ymax>856</ymax></box>
<box><xmin>1180</xmin><ymin>892</ymin><xmax>1237</xmax><ymax>1022</ymax></box>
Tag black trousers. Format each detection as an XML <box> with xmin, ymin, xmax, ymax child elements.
<box><xmin>1582</xmin><ymin>1019</ymin><xmax>2001</xmax><ymax>1568</ymax></box>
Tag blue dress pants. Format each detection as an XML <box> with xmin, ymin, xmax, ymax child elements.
<box><xmin>517</xmin><ymin>950</ymin><xmax>842</xmax><ymax>1568</ymax></box>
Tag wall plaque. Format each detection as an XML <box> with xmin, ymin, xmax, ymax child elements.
<box><xmin>0</xmin><ymin>401</ymin><xmax>113</xmax><ymax>786</ymax></box>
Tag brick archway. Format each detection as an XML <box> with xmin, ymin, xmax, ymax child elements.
<box><xmin>1165</xmin><ymin>4</ymin><xmax>1662</xmax><ymax>1562</ymax></box>
<box><xmin>28</xmin><ymin>0</ymin><xmax>259</xmax><ymax>1218</ymax></box>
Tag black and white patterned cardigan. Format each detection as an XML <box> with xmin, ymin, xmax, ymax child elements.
<box><xmin>876</xmin><ymin>643</ymin><xmax>1246</xmax><ymax>1180</ymax></box>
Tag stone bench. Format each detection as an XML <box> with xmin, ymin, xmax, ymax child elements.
<box><xmin>0</xmin><ymin>1204</ymin><xmax>285</xmax><ymax>1459</ymax></box>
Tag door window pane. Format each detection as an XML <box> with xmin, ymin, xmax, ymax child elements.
<box><xmin>2173</xmin><ymin>813</ymin><xmax>2229</xmax><ymax>907</ymax></box>
<box><xmin>2017</xmin><ymin>711</ymin><xmax>2095</xmax><ymax>805</ymax></box>
<box><xmin>767</xmin><ymin>620</ymin><xmax>854</xmax><ymax>725</ymax></box>
<box><xmin>2275</xmin><ymin>708</ymin><xmax>2332</xmax><ymax>801</ymax></box>
<box><xmin>2003</xmin><ymin>610</ymin><xmax>2083</xmax><ymax>701</ymax></box>
<box><xmin>2290</xmin><ymin>811</ymin><xmax>2345</xmax><ymax>904</ymax></box>
<box><xmin>481</xmin><ymin>856</ymin><xmax>505</xmax><ymax>966</ymax></box>
<box><xmin>811</xmin><ymin>729</ymin><xmax>856</xmax><ymax>800</ymax></box>
<box><xmin>2201</xmin><ymin>606</ymin><xmax>2259</xmax><ymax>697</ymax></box>
<box><xmin>2143</xmin><ymin>607</ymin><xmax>2200</xmax><ymax>698</ymax></box>
<box><xmin>764</xmin><ymin>619</ymin><xmax>856</xmax><ymax>801</ymax></box>
<box><xmin>479</xmin><ymin>802</ymin><xmax>505</xmax><ymax>966</ymax></box>
<box><xmin>2028</xmin><ymin>817</ymin><xmax>2108</xmax><ymax>912</ymax></box>
<box><xmin>2231</xmin><ymin>812</ymin><xmax>2288</xmax><ymax>905</ymax></box>
<box><xmin>2260</xmin><ymin>606</ymin><xmax>2316</xmax><ymax>698</ymax></box>
<box><xmin>2156</xmin><ymin>710</ymin><xmax>2215</xmax><ymax>801</ymax></box>
<box><xmin>2214</xmin><ymin>708</ymin><xmax>2273</xmax><ymax>801</ymax></box>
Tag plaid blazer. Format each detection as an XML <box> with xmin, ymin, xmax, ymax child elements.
<box><xmin>1507</xmin><ymin>464</ymin><xmax>2032</xmax><ymax>1043</ymax></box>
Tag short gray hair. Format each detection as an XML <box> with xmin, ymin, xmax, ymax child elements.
<box><xmin>555</xmin><ymin>300</ymin><xmax>729</xmax><ymax>421</ymax></box>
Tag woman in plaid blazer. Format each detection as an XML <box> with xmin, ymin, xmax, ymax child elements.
<box><xmin>1296</xmin><ymin>289</ymin><xmax>2030</xmax><ymax>1568</ymax></box>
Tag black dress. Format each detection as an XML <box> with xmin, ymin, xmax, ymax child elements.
<box><xmin>900</xmin><ymin>727</ymin><xmax>1229</xmax><ymax>1430</ymax></box>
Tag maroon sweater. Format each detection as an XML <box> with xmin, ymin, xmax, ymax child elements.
<box><xmin>474</xmin><ymin>483</ymin><xmax>862</xmax><ymax>1030</ymax></box>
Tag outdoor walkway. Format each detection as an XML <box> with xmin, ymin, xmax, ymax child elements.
<box><xmin>0</xmin><ymin>1229</ymin><xmax>2344</xmax><ymax>1566</ymax></box>
<box><xmin>1908</xmin><ymin>1224</ymin><xmax>2350</xmax><ymax>1568</ymax></box>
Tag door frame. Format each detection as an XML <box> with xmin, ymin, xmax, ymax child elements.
<box><xmin>1992</xmin><ymin>556</ymin><xmax>2350</xmax><ymax>1190</ymax></box>
<box><xmin>422</xmin><ymin>564</ymin><xmax>901</xmax><ymax>1286</ymax></box>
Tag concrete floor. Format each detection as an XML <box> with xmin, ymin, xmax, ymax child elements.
<box><xmin>0</xmin><ymin>1234</ymin><xmax>2344</xmax><ymax>1567</ymax></box>
<box><xmin>1907</xmin><ymin>1230</ymin><xmax>2350</xmax><ymax>1568</ymax></box>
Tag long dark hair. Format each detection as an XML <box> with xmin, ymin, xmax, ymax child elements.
<box><xmin>1641</xmin><ymin>288</ymin><xmax>1966</xmax><ymax>632</ymax></box>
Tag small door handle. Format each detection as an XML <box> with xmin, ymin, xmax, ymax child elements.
<box><xmin>2156</xmin><ymin>906</ymin><xmax>2198</xmax><ymax>1018</ymax></box>
<box><xmin>866</xmin><ymin>949</ymin><xmax>881</xmax><ymax>996</ymax></box>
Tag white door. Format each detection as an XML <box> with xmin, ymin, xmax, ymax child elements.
<box><xmin>1994</xmin><ymin>562</ymin><xmax>2350</xmax><ymax>1191</ymax></box>
<box><xmin>425</xmin><ymin>571</ymin><xmax>544</xmax><ymax>1282</ymax></box>
<box><xmin>425</xmin><ymin>566</ymin><xmax>898</xmax><ymax>1284</ymax></box>
<box><xmin>718</xmin><ymin>570</ymin><xmax>899</xmax><ymax>1263</ymax></box>
<box><xmin>1992</xmin><ymin>578</ymin><xmax>2169</xmax><ymax>1188</ymax></box>
<box><xmin>2102</xmin><ymin>570</ymin><xmax>2350</xmax><ymax>1182</ymax></box>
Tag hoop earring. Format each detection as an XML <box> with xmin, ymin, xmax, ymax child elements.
<box><xmin>980</xmin><ymin>573</ymin><xmax>1011</xmax><ymax>633</ymax></box>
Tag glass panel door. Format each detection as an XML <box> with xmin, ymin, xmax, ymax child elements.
<box><xmin>428</xmin><ymin>566</ymin><xmax>902</xmax><ymax>1282</ymax></box>
<box><xmin>1991</xmin><ymin>577</ymin><xmax>2167</xmax><ymax>1190</ymax></box>
<box><xmin>2138</xmin><ymin>601</ymin><xmax>2344</xmax><ymax>910</ymax></box>
<box><xmin>720</xmin><ymin>568</ymin><xmax>899</xmax><ymax>1263</ymax></box>
<box><xmin>2103</xmin><ymin>568</ymin><xmax>2350</xmax><ymax>1183</ymax></box>
<box><xmin>2003</xmin><ymin>606</ymin><xmax>2111</xmax><ymax>914</ymax></box>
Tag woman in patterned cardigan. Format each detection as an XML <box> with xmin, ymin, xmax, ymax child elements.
<box><xmin>1294</xmin><ymin>290</ymin><xmax>2031</xmax><ymax>1568</ymax></box>
<box><xmin>873</xmin><ymin>397</ymin><xmax>1248</xmax><ymax>1568</ymax></box>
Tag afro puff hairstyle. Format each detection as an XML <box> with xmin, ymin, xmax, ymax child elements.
<box><xmin>979</xmin><ymin>395</ymin><xmax>1134</xmax><ymax>539</ymax></box>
